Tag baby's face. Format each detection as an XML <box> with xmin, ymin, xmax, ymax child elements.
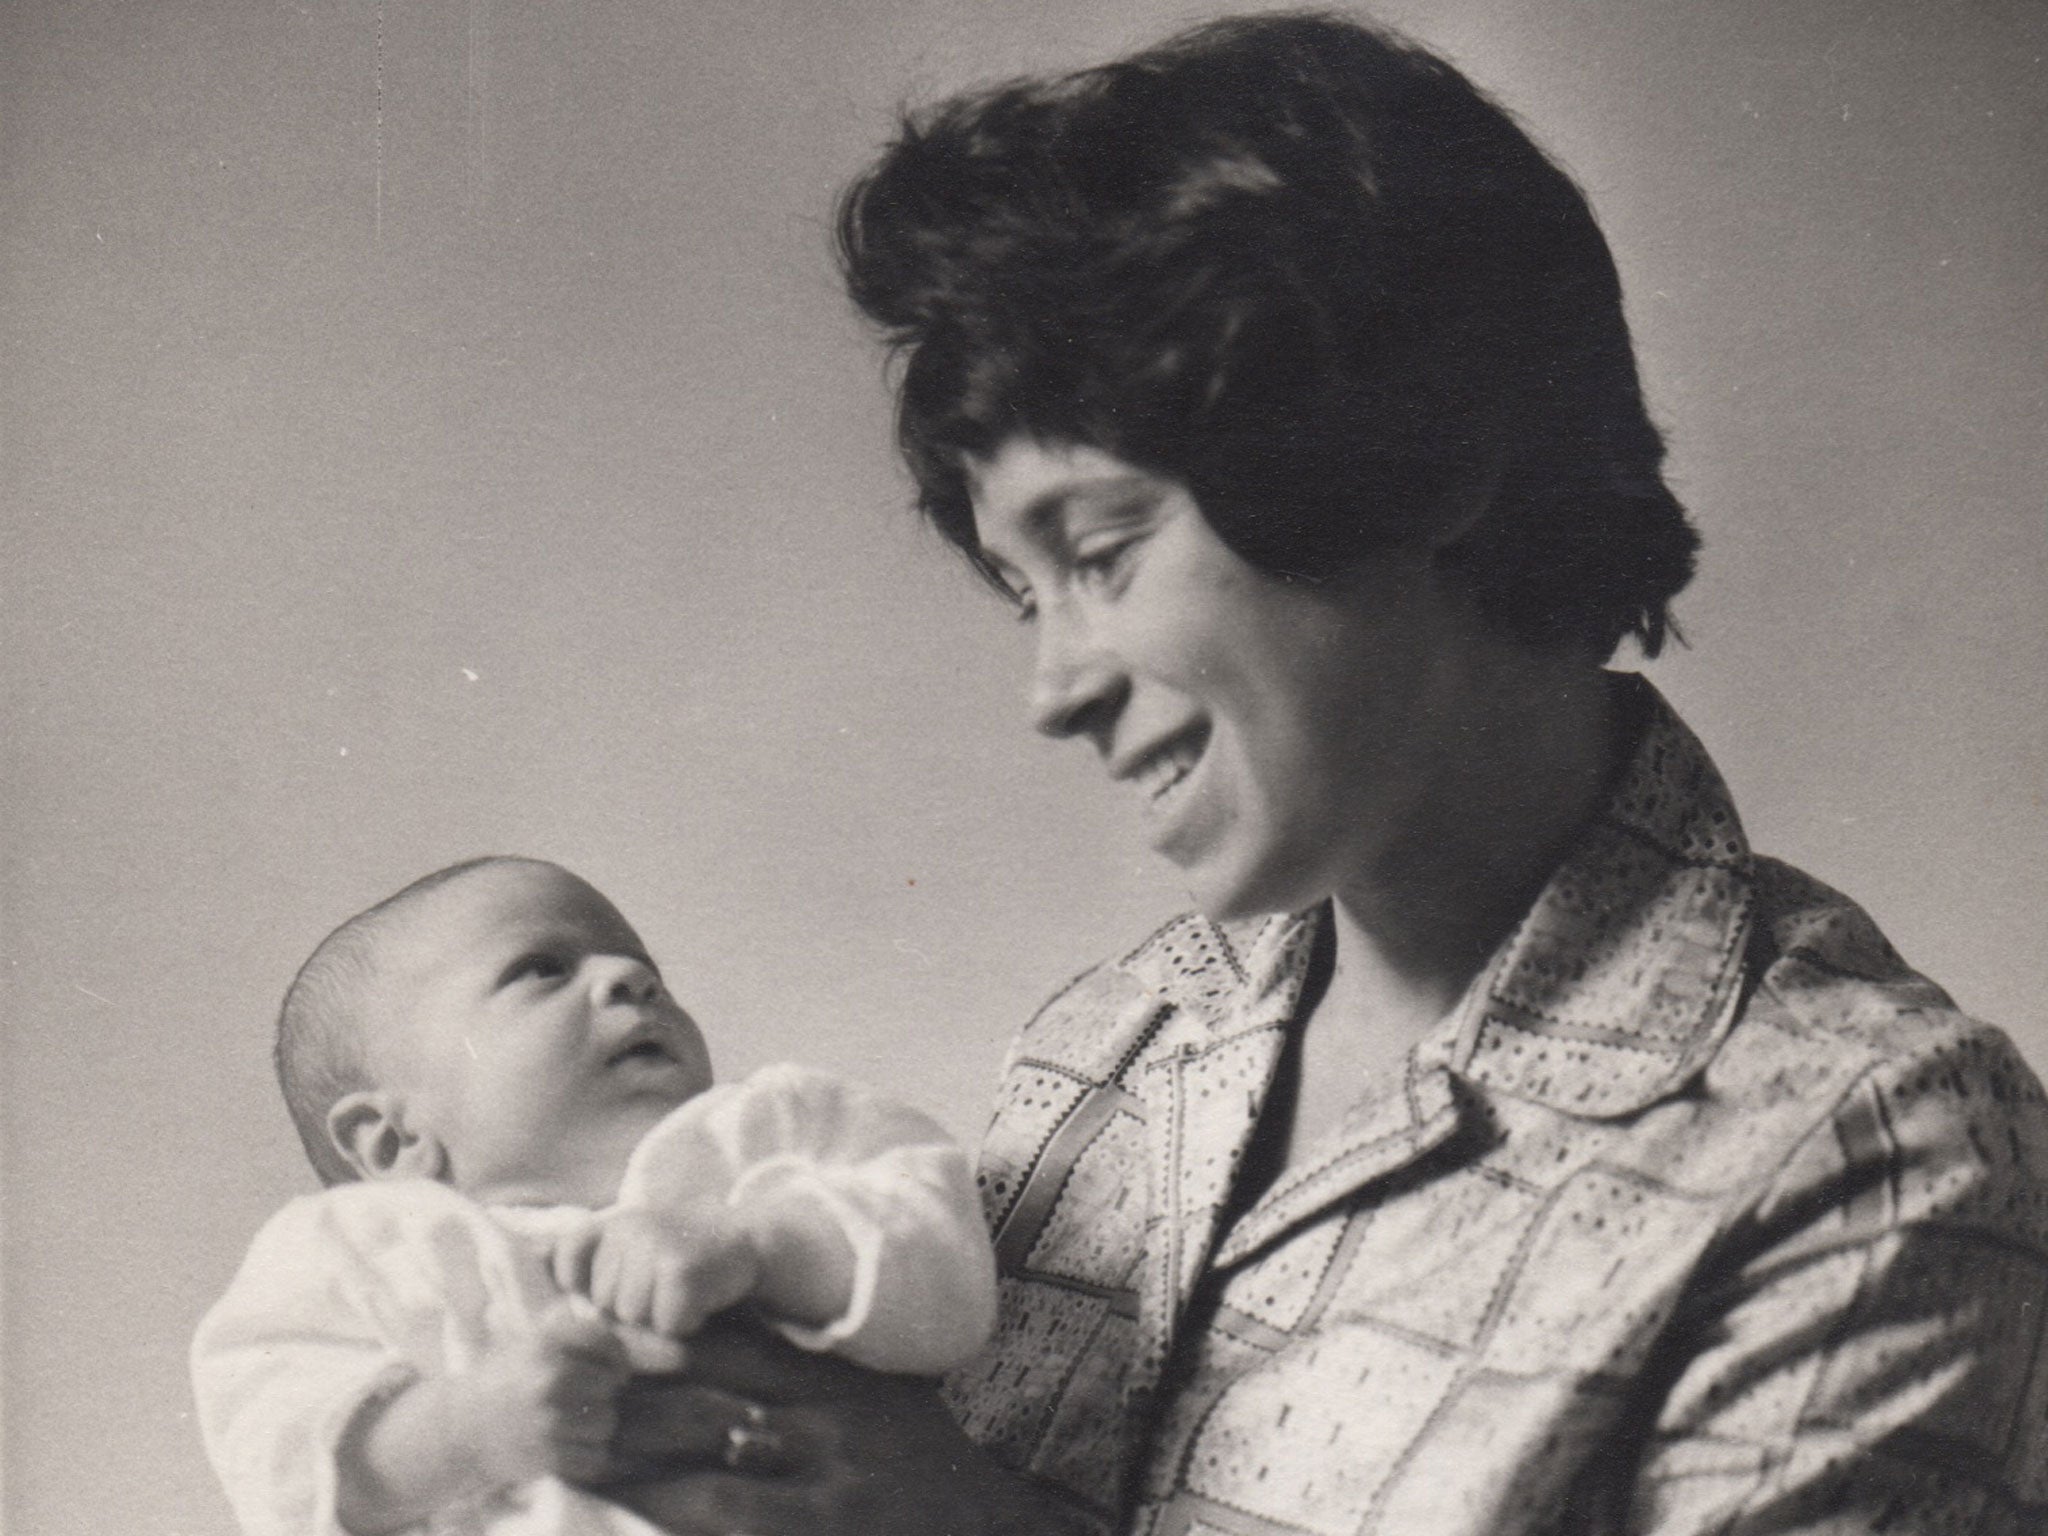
<box><xmin>375</xmin><ymin>860</ymin><xmax>713</xmax><ymax>1207</ymax></box>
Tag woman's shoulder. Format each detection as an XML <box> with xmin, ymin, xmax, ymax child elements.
<box><xmin>1731</xmin><ymin>855</ymin><xmax>2048</xmax><ymax>1220</ymax></box>
<box><xmin>1744</xmin><ymin>854</ymin><xmax>2021</xmax><ymax>1063</ymax></box>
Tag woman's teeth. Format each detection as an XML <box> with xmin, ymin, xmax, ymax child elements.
<box><xmin>1136</xmin><ymin>742</ymin><xmax>1199</xmax><ymax>802</ymax></box>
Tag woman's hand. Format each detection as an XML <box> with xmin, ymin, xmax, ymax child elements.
<box><xmin>338</xmin><ymin>1307</ymin><xmax>629</xmax><ymax>1536</ymax></box>
<box><xmin>593</xmin><ymin>1321</ymin><xmax>1103</xmax><ymax>1536</ymax></box>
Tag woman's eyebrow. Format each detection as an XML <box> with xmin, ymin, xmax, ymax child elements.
<box><xmin>973</xmin><ymin>503</ymin><xmax>1053</xmax><ymax>571</ymax></box>
<box><xmin>1017</xmin><ymin>476</ymin><xmax>1158</xmax><ymax>544</ymax></box>
<box><xmin>978</xmin><ymin>473</ymin><xmax>1160</xmax><ymax>578</ymax></box>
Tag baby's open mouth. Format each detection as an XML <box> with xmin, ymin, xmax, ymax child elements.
<box><xmin>608</xmin><ymin>1036</ymin><xmax>676</xmax><ymax>1068</ymax></box>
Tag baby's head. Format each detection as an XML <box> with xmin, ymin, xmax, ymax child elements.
<box><xmin>276</xmin><ymin>857</ymin><xmax>713</xmax><ymax>1207</ymax></box>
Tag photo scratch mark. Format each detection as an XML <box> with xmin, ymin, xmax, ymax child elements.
<box><xmin>73</xmin><ymin>984</ymin><xmax>114</xmax><ymax>1005</ymax></box>
<box><xmin>464</xmin><ymin>1035</ymin><xmax>480</xmax><ymax>1060</ymax></box>
<box><xmin>373</xmin><ymin>0</ymin><xmax>385</xmax><ymax>244</ymax></box>
<box><xmin>467</xmin><ymin>0</ymin><xmax>489</xmax><ymax>217</ymax></box>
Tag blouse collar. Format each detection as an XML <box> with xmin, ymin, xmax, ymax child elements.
<box><xmin>1132</xmin><ymin>675</ymin><xmax>1756</xmax><ymax>1120</ymax></box>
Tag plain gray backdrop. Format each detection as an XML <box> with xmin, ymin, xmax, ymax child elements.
<box><xmin>3</xmin><ymin>3</ymin><xmax>2043</xmax><ymax>1533</ymax></box>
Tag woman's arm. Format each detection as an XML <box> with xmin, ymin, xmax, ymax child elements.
<box><xmin>1619</xmin><ymin>1025</ymin><xmax>2048</xmax><ymax>1533</ymax></box>
<box><xmin>596</xmin><ymin>1324</ymin><xmax>1110</xmax><ymax>1536</ymax></box>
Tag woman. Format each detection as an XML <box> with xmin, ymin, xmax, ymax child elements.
<box><xmin>603</xmin><ymin>14</ymin><xmax>2048</xmax><ymax>1534</ymax></box>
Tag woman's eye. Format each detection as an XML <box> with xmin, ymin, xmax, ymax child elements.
<box><xmin>996</xmin><ymin>577</ymin><xmax>1037</xmax><ymax>624</ymax></box>
<box><xmin>1071</xmin><ymin>538</ymin><xmax>1135</xmax><ymax>589</ymax></box>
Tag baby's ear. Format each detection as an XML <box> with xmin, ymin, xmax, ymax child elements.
<box><xmin>327</xmin><ymin>1092</ymin><xmax>448</xmax><ymax>1183</ymax></box>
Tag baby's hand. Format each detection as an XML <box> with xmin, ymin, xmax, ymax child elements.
<box><xmin>552</xmin><ymin>1206</ymin><xmax>761</xmax><ymax>1340</ymax></box>
<box><xmin>453</xmin><ymin>1307</ymin><xmax>628</xmax><ymax>1487</ymax></box>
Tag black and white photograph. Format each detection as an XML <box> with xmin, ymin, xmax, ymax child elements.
<box><xmin>5</xmin><ymin>3</ymin><xmax>2045</xmax><ymax>1534</ymax></box>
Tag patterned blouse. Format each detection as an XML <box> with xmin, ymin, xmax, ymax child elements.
<box><xmin>945</xmin><ymin>678</ymin><xmax>2048</xmax><ymax>1536</ymax></box>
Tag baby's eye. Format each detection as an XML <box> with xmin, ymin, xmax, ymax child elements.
<box><xmin>502</xmin><ymin>952</ymin><xmax>570</xmax><ymax>986</ymax></box>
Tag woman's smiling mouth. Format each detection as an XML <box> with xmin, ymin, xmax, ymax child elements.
<box><xmin>1121</xmin><ymin>724</ymin><xmax>1211</xmax><ymax>809</ymax></box>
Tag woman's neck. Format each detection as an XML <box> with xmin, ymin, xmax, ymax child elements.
<box><xmin>1323</xmin><ymin>653</ymin><xmax>1621</xmax><ymax>1057</ymax></box>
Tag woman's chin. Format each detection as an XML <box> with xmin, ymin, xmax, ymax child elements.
<box><xmin>1172</xmin><ymin>854</ymin><xmax>1319</xmax><ymax>925</ymax></box>
<box><xmin>1154</xmin><ymin>801</ymin><xmax>1323</xmax><ymax>921</ymax></box>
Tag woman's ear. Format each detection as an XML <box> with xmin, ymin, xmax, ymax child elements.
<box><xmin>327</xmin><ymin>1092</ymin><xmax>448</xmax><ymax>1183</ymax></box>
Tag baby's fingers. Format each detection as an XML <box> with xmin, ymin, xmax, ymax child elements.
<box><xmin>650</xmin><ymin>1264</ymin><xmax>706</xmax><ymax>1339</ymax></box>
<box><xmin>620</xmin><ymin>1258</ymin><xmax>666</xmax><ymax>1332</ymax></box>
<box><xmin>592</xmin><ymin>1239</ymin><xmax>657</xmax><ymax>1331</ymax></box>
<box><xmin>588</xmin><ymin>1232</ymin><xmax>626</xmax><ymax>1317</ymax></box>
<box><xmin>552</xmin><ymin>1224</ymin><xmax>601</xmax><ymax>1296</ymax></box>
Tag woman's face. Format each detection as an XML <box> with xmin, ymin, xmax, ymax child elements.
<box><xmin>968</xmin><ymin>437</ymin><xmax>1473</xmax><ymax>921</ymax></box>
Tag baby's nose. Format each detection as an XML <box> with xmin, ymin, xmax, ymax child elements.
<box><xmin>596</xmin><ymin>956</ymin><xmax>661</xmax><ymax>1005</ymax></box>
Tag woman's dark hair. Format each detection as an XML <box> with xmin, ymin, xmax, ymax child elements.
<box><xmin>837</xmin><ymin>11</ymin><xmax>1697</xmax><ymax>658</ymax></box>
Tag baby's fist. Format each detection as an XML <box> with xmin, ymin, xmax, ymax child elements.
<box><xmin>567</xmin><ymin>1206</ymin><xmax>760</xmax><ymax>1339</ymax></box>
<box><xmin>460</xmin><ymin>1307</ymin><xmax>628</xmax><ymax>1486</ymax></box>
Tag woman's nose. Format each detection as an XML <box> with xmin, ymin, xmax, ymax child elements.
<box><xmin>1028</xmin><ymin>609</ymin><xmax>1127</xmax><ymax>741</ymax></box>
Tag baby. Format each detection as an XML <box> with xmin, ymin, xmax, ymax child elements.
<box><xmin>193</xmin><ymin>857</ymin><xmax>996</xmax><ymax>1536</ymax></box>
